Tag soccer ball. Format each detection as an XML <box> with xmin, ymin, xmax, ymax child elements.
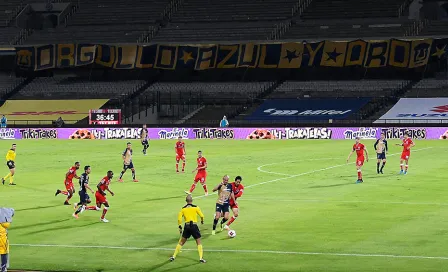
<box><xmin>228</xmin><ymin>230</ymin><xmax>236</xmax><ymax>238</ymax></box>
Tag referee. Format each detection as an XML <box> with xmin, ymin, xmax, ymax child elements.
<box><xmin>169</xmin><ymin>195</ymin><xmax>206</xmax><ymax>263</ymax></box>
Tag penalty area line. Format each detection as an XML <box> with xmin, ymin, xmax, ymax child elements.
<box><xmin>10</xmin><ymin>243</ymin><xmax>448</xmax><ymax>260</ymax></box>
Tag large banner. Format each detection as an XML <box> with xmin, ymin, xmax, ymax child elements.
<box><xmin>15</xmin><ymin>38</ymin><xmax>448</xmax><ymax>71</ymax></box>
<box><xmin>375</xmin><ymin>98</ymin><xmax>448</xmax><ymax>123</ymax></box>
<box><xmin>1</xmin><ymin>127</ymin><xmax>447</xmax><ymax>140</ymax></box>
<box><xmin>246</xmin><ymin>98</ymin><xmax>370</xmax><ymax>120</ymax></box>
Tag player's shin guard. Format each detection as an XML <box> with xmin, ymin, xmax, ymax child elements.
<box><xmin>227</xmin><ymin>216</ymin><xmax>237</xmax><ymax>226</ymax></box>
<box><xmin>197</xmin><ymin>245</ymin><xmax>203</xmax><ymax>260</ymax></box>
<box><xmin>213</xmin><ymin>218</ymin><xmax>219</xmax><ymax>230</ymax></box>
<box><xmin>189</xmin><ymin>183</ymin><xmax>196</xmax><ymax>193</ymax></box>
<box><xmin>357</xmin><ymin>169</ymin><xmax>362</xmax><ymax>180</ymax></box>
<box><xmin>176</xmin><ymin>163</ymin><xmax>179</xmax><ymax>171</ymax></box>
<box><xmin>405</xmin><ymin>165</ymin><xmax>408</xmax><ymax>171</ymax></box>
<box><xmin>173</xmin><ymin>244</ymin><xmax>182</xmax><ymax>258</ymax></box>
<box><xmin>101</xmin><ymin>207</ymin><xmax>108</xmax><ymax>219</ymax></box>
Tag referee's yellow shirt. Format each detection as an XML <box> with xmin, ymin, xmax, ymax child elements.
<box><xmin>0</xmin><ymin>222</ymin><xmax>10</xmax><ymax>254</ymax></box>
<box><xmin>6</xmin><ymin>149</ymin><xmax>15</xmax><ymax>162</ymax></box>
<box><xmin>178</xmin><ymin>204</ymin><xmax>204</xmax><ymax>226</ymax></box>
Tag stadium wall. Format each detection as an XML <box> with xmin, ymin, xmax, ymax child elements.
<box><xmin>0</xmin><ymin>127</ymin><xmax>446</xmax><ymax>140</ymax></box>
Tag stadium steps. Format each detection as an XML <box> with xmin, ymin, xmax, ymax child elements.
<box><xmin>1</xmin><ymin>77</ymin><xmax>32</xmax><ymax>101</ymax></box>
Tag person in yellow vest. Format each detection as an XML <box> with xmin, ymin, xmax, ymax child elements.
<box><xmin>2</xmin><ymin>144</ymin><xmax>16</xmax><ymax>186</ymax></box>
<box><xmin>0</xmin><ymin>208</ymin><xmax>14</xmax><ymax>272</ymax></box>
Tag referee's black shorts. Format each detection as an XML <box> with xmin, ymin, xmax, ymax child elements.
<box><xmin>182</xmin><ymin>223</ymin><xmax>201</xmax><ymax>240</ymax></box>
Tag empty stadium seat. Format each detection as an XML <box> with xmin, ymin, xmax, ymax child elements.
<box><xmin>406</xmin><ymin>76</ymin><xmax>448</xmax><ymax>97</ymax></box>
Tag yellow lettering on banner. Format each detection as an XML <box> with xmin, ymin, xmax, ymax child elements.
<box><xmin>388</xmin><ymin>39</ymin><xmax>410</xmax><ymax>68</ymax></box>
<box><xmin>77</xmin><ymin>45</ymin><xmax>96</xmax><ymax>65</ymax></box>
<box><xmin>57</xmin><ymin>44</ymin><xmax>75</xmax><ymax>67</ymax></box>
<box><xmin>278</xmin><ymin>42</ymin><xmax>303</xmax><ymax>68</ymax></box>
<box><xmin>155</xmin><ymin>45</ymin><xmax>177</xmax><ymax>69</ymax></box>
<box><xmin>364</xmin><ymin>41</ymin><xmax>390</xmax><ymax>68</ymax></box>
<box><xmin>409</xmin><ymin>39</ymin><xmax>433</xmax><ymax>68</ymax></box>
<box><xmin>136</xmin><ymin>46</ymin><xmax>153</xmax><ymax>68</ymax></box>
<box><xmin>217</xmin><ymin>45</ymin><xmax>237</xmax><ymax>68</ymax></box>
<box><xmin>96</xmin><ymin>45</ymin><xmax>115</xmax><ymax>67</ymax></box>
<box><xmin>114</xmin><ymin>45</ymin><xmax>137</xmax><ymax>69</ymax></box>
<box><xmin>345</xmin><ymin>40</ymin><xmax>367</xmax><ymax>66</ymax></box>
<box><xmin>237</xmin><ymin>44</ymin><xmax>259</xmax><ymax>68</ymax></box>
<box><xmin>195</xmin><ymin>46</ymin><xmax>217</xmax><ymax>70</ymax></box>
<box><xmin>305</xmin><ymin>42</ymin><xmax>323</xmax><ymax>66</ymax></box>
<box><xmin>258</xmin><ymin>45</ymin><xmax>277</xmax><ymax>68</ymax></box>
<box><xmin>35</xmin><ymin>45</ymin><xmax>55</xmax><ymax>70</ymax></box>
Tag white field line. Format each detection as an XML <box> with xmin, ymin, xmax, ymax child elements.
<box><xmin>10</xmin><ymin>243</ymin><xmax>448</xmax><ymax>260</ymax></box>
<box><xmin>242</xmin><ymin>198</ymin><xmax>448</xmax><ymax>206</ymax></box>
<box><xmin>193</xmin><ymin>147</ymin><xmax>433</xmax><ymax>200</ymax></box>
<box><xmin>256</xmin><ymin>158</ymin><xmax>340</xmax><ymax>177</ymax></box>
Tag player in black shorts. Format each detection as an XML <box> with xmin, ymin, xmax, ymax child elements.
<box><xmin>73</xmin><ymin>165</ymin><xmax>98</xmax><ymax>218</ymax></box>
<box><xmin>374</xmin><ymin>133</ymin><xmax>388</xmax><ymax>174</ymax></box>
<box><xmin>140</xmin><ymin>124</ymin><xmax>149</xmax><ymax>155</ymax></box>
<box><xmin>211</xmin><ymin>175</ymin><xmax>235</xmax><ymax>235</ymax></box>
<box><xmin>169</xmin><ymin>195</ymin><xmax>206</xmax><ymax>263</ymax></box>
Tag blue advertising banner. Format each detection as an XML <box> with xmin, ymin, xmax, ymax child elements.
<box><xmin>246</xmin><ymin>98</ymin><xmax>371</xmax><ymax>120</ymax></box>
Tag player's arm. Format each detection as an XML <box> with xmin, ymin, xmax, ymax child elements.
<box><xmin>410</xmin><ymin>141</ymin><xmax>415</xmax><ymax>148</ymax></box>
<box><xmin>196</xmin><ymin>207</ymin><xmax>204</xmax><ymax>224</ymax></box>
<box><xmin>230</xmin><ymin>192</ymin><xmax>236</xmax><ymax>204</ymax></box>
<box><xmin>85</xmin><ymin>183</ymin><xmax>95</xmax><ymax>194</ymax></box>
<box><xmin>373</xmin><ymin>140</ymin><xmax>378</xmax><ymax>151</ymax></box>
<box><xmin>74</xmin><ymin>173</ymin><xmax>80</xmax><ymax>179</ymax></box>
<box><xmin>212</xmin><ymin>183</ymin><xmax>222</xmax><ymax>192</ymax></box>
<box><xmin>197</xmin><ymin>162</ymin><xmax>207</xmax><ymax>170</ymax></box>
<box><xmin>183</xmin><ymin>147</ymin><xmax>186</xmax><ymax>156</ymax></box>
<box><xmin>235</xmin><ymin>189</ymin><xmax>244</xmax><ymax>198</ymax></box>
<box><xmin>66</xmin><ymin>170</ymin><xmax>73</xmax><ymax>179</ymax></box>
<box><xmin>106</xmin><ymin>187</ymin><xmax>114</xmax><ymax>196</ymax></box>
<box><xmin>364</xmin><ymin>148</ymin><xmax>369</xmax><ymax>162</ymax></box>
<box><xmin>97</xmin><ymin>182</ymin><xmax>105</xmax><ymax>195</ymax></box>
<box><xmin>384</xmin><ymin>140</ymin><xmax>388</xmax><ymax>152</ymax></box>
<box><xmin>346</xmin><ymin>150</ymin><xmax>354</xmax><ymax>163</ymax></box>
<box><xmin>177</xmin><ymin>210</ymin><xmax>183</xmax><ymax>233</ymax></box>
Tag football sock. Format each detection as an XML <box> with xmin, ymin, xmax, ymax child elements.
<box><xmin>202</xmin><ymin>184</ymin><xmax>208</xmax><ymax>193</ymax></box>
<box><xmin>119</xmin><ymin>171</ymin><xmax>125</xmax><ymax>179</ymax></box>
<box><xmin>182</xmin><ymin>162</ymin><xmax>185</xmax><ymax>171</ymax></box>
<box><xmin>213</xmin><ymin>218</ymin><xmax>218</xmax><ymax>230</ymax></box>
<box><xmin>400</xmin><ymin>164</ymin><xmax>404</xmax><ymax>170</ymax></box>
<box><xmin>220</xmin><ymin>218</ymin><xmax>228</xmax><ymax>225</ymax></box>
<box><xmin>357</xmin><ymin>170</ymin><xmax>362</xmax><ymax>180</ymax></box>
<box><xmin>101</xmin><ymin>207</ymin><xmax>108</xmax><ymax>219</ymax></box>
<box><xmin>66</xmin><ymin>191</ymin><xmax>72</xmax><ymax>201</ymax></box>
<box><xmin>173</xmin><ymin>244</ymin><xmax>182</xmax><ymax>258</ymax></box>
<box><xmin>61</xmin><ymin>191</ymin><xmax>68</xmax><ymax>195</ymax></box>
<box><xmin>132</xmin><ymin>171</ymin><xmax>136</xmax><ymax>180</ymax></box>
<box><xmin>197</xmin><ymin>245</ymin><xmax>203</xmax><ymax>259</ymax></box>
<box><xmin>189</xmin><ymin>183</ymin><xmax>196</xmax><ymax>193</ymax></box>
<box><xmin>377</xmin><ymin>162</ymin><xmax>380</xmax><ymax>171</ymax></box>
<box><xmin>75</xmin><ymin>205</ymin><xmax>84</xmax><ymax>215</ymax></box>
<box><xmin>227</xmin><ymin>216</ymin><xmax>236</xmax><ymax>226</ymax></box>
<box><xmin>3</xmin><ymin>173</ymin><xmax>10</xmax><ymax>180</ymax></box>
<box><xmin>86</xmin><ymin>206</ymin><xmax>97</xmax><ymax>210</ymax></box>
<box><xmin>176</xmin><ymin>163</ymin><xmax>179</xmax><ymax>171</ymax></box>
<box><xmin>405</xmin><ymin>165</ymin><xmax>408</xmax><ymax>171</ymax></box>
<box><xmin>9</xmin><ymin>175</ymin><xmax>14</xmax><ymax>184</ymax></box>
<box><xmin>1</xmin><ymin>254</ymin><xmax>7</xmax><ymax>272</ymax></box>
<box><xmin>381</xmin><ymin>162</ymin><xmax>386</xmax><ymax>171</ymax></box>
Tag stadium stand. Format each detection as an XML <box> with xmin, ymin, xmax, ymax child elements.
<box><xmin>24</xmin><ymin>0</ymin><xmax>169</xmax><ymax>44</ymax></box>
<box><xmin>153</xmin><ymin>0</ymin><xmax>297</xmax><ymax>42</ymax></box>
<box><xmin>418</xmin><ymin>20</ymin><xmax>448</xmax><ymax>36</ymax></box>
<box><xmin>406</xmin><ymin>76</ymin><xmax>448</xmax><ymax>97</ymax></box>
<box><xmin>0</xmin><ymin>73</ymin><xmax>25</xmax><ymax>97</ymax></box>
<box><xmin>11</xmin><ymin>76</ymin><xmax>146</xmax><ymax>99</ymax></box>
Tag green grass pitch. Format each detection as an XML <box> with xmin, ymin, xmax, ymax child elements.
<box><xmin>1</xmin><ymin>139</ymin><xmax>447</xmax><ymax>272</ymax></box>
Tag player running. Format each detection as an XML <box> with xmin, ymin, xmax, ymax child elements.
<box><xmin>73</xmin><ymin>165</ymin><xmax>99</xmax><ymax>219</ymax></box>
<box><xmin>224</xmin><ymin>176</ymin><xmax>244</xmax><ymax>230</ymax></box>
<box><xmin>347</xmin><ymin>137</ymin><xmax>369</xmax><ymax>183</ymax></box>
<box><xmin>140</xmin><ymin>124</ymin><xmax>149</xmax><ymax>155</ymax></box>
<box><xmin>95</xmin><ymin>171</ymin><xmax>115</xmax><ymax>223</ymax></box>
<box><xmin>55</xmin><ymin>162</ymin><xmax>80</xmax><ymax>205</ymax></box>
<box><xmin>175</xmin><ymin>136</ymin><xmax>186</xmax><ymax>173</ymax></box>
<box><xmin>211</xmin><ymin>175</ymin><xmax>235</xmax><ymax>235</ymax></box>
<box><xmin>374</xmin><ymin>133</ymin><xmax>388</xmax><ymax>174</ymax></box>
<box><xmin>396</xmin><ymin>132</ymin><xmax>415</xmax><ymax>175</ymax></box>
<box><xmin>186</xmin><ymin>151</ymin><xmax>207</xmax><ymax>195</ymax></box>
<box><xmin>2</xmin><ymin>143</ymin><xmax>17</xmax><ymax>186</ymax></box>
<box><xmin>169</xmin><ymin>194</ymin><xmax>206</xmax><ymax>263</ymax></box>
<box><xmin>118</xmin><ymin>142</ymin><xmax>138</xmax><ymax>182</ymax></box>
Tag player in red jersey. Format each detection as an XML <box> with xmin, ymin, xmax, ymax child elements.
<box><xmin>55</xmin><ymin>162</ymin><xmax>80</xmax><ymax>205</ymax></box>
<box><xmin>95</xmin><ymin>171</ymin><xmax>115</xmax><ymax>223</ymax></box>
<box><xmin>186</xmin><ymin>151</ymin><xmax>208</xmax><ymax>196</ymax></box>
<box><xmin>175</xmin><ymin>136</ymin><xmax>186</xmax><ymax>173</ymax></box>
<box><xmin>396</xmin><ymin>132</ymin><xmax>415</xmax><ymax>175</ymax></box>
<box><xmin>224</xmin><ymin>176</ymin><xmax>244</xmax><ymax>230</ymax></box>
<box><xmin>347</xmin><ymin>137</ymin><xmax>369</xmax><ymax>183</ymax></box>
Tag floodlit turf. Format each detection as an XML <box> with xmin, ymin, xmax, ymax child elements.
<box><xmin>0</xmin><ymin>139</ymin><xmax>447</xmax><ymax>272</ymax></box>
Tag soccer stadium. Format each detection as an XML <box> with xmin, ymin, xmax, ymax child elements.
<box><xmin>0</xmin><ymin>0</ymin><xmax>447</xmax><ymax>271</ymax></box>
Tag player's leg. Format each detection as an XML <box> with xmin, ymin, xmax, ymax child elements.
<box><xmin>200</xmin><ymin>177</ymin><xmax>208</xmax><ymax>195</ymax></box>
<box><xmin>170</xmin><ymin>237</ymin><xmax>187</xmax><ymax>261</ymax></box>
<box><xmin>404</xmin><ymin>158</ymin><xmax>409</xmax><ymax>174</ymax></box>
<box><xmin>8</xmin><ymin>168</ymin><xmax>15</xmax><ymax>185</ymax></box>
<box><xmin>101</xmin><ymin>202</ymin><xmax>109</xmax><ymax>222</ymax></box>
<box><xmin>212</xmin><ymin>207</ymin><xmax>221</xmax><ymax>235</ymax></box>
<box><xmin>119</xmin><ymin>165</ymin><xmax>127</xmax><ymax>182</ymax></box>
<box><xmin>182</xmin><ymin>156</ymin><xmax>186</xmax><ymax>172</ymax></box>
<box><xmin>356</xmin><ymin>163</ymin><xmax>363</xmax><ymax>183</ymax></box>
<box><xmin>226</xmin><ymin>207</ymin><xmax>239</xmax><ymax>229</ymax></box>
<box><xmin>131</xmin><ymin>167</ymin><xmax>138</xmax><ymax>182</ymax></box>
<box><xmin>176</xmin><ymin>156</ymin><xmax>180</xmax><ymax>172</ymax></box>
<box><xmin>380</xmin><ymin>158</ymin><xmax>386</xmax><ymax>174</ymax></box>
<box><xmin>399</xmin><ymin>158</ymin><xmax>404</xmax><ymax>174</ymax></box>
<box><xmin>194</xmin><ymin>234</ymin><xmax>205</xmax><ymax>263</ymax></box>
<box><xmin>187</xmin><ymin>177</ymin><xmax>198</xmax><ymax>193</ymax></box>
<box><xmin>220</xmin><ymin>210</ymin><xmax>230</xmax><ymax>230</ymax></box>
<box><xmin>1</xmin><ymin>253</ymin><xmax>7</xmax><ymax>272</ymax></box>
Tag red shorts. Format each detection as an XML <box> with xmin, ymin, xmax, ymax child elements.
<box><xmin>401</xmin><ymin>152</ymin><xmax>410</xmax><ymax>160</ymax></box>
<box><xmin>356</xmin><ymin>157</ymin><xmax>365</xmax><ymax>167</ymax></box>
<box><xmin>176</xmin><ymin>154</ymin><xmax>186</xmax><ymax>161</ymax></box>
<box><xmin>95</xmin><ymin>191</ymin><xmax>107</xmax><ymax>204</ymax></box>
<box><xmin>64</xmin><ymin>180</ymin><xmax>74</xmax><ymax>191</ymax></box>
<box><xmin>230</xmin><ymin>202</ymin><xmax>239</xmax><ymax>209</ymax></box>
<box><xmin>194</xmin><ymin>172</ymin><xmax>207</xmax><ymax>183</ymax></box>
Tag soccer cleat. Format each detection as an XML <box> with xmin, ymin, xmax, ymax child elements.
<box><xmin>211</xmin><ymin>230</ymin><xmax>216</xmax><ymax>235</ymax></box>
<box><xmin>73</xmin><ymin>203</ymin><xmax>78</xmax><ymax>210</ymax></box>
<box><xmin>55</xmin><ymin>189</ymin><xmax>61</xmax><ymax>196</ymax></box>
<box><xmin>133</xmin><ymin>179</ymin><xmax>139</xmax><ymax>182</ymax></box>
<box><xmin>118</xmin><ymin>178</ymin><xmax>123</xmax><ymax>183</ymax></box>
<box><xmin>399</xmin><ymin>170</ymin><xmax>404</xmax><ymax>175</ymax></box>
<box><xmin>380</xmin><ymin>170</ymin><xmax>384</xmax><ymax>174</ymax></box>
<box><xmin>377</xmin><ymin>170</ymin><xmax>380</xmax><ymax>174</ymax></box>
<box><xmin>95</xmin><ymin>206</ymin><xmax>101</xmax><ymax>211</ymax></box>
<box><xmin>101</xmin><ymin>218</ymin><xmax>109</xmax><ymax>223</ymax></box>
<box><xmin>355</xmin><ymin>179</ymin><xmax>363</xmax><ymax>184</ymax></box>
<box><xmin>72</xmin><ymin>213</ymin><xmax>79</xmax><ymax>219</ymax></box>
<box><xmin>185</xmin><ymin>190</ymin><xmax>191</xmax><ymax>195</ymax></box>
<box><xmin>169</xmin><ymin>256</ymin><xmax>175</xmax><ymax>262</ymax></box>
<box><xmin>205</xmin><ymin>192</ymin><xmax>209</xmax><ymax>196</ymax></box>
<box><xmin>224</xmin><ymin>225</ymin><xmax>230</xmax><ymax>231</ymax></box>
<box><xmin>176</xmin><ymin>170</ymin><xmax>179</xmax><ymax>173</ymax></box>
<box><xmin>404</xmin><ymin>171</ymin><xmax>407</xmax><ymax>175</ymax></box>
<box><xmin>9</xmin><ymin>183</ymin><xmax>16</xmax><ymax>186</ymax></box>
<box><xmin>1</xmin><ymin>178</ymin><xmax>4</xmax><ymax>185</ymax></box>
<box><xmin>64</xmin><ymin>201</ymin><xmax>70</xmax><ymax>205</ymax></box>
<box><xmin>199</xmin><ymin>259</ymin><xmax>206</xmax><ymax>263</ymax></box>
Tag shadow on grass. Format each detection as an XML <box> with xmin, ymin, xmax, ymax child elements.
<box><xmin>15</xmin><ymin>204</ymin><xmax>61</xmax><ymax>212</ymax></box>
<box><xmin>139</xmin><ymin>195</ymin><xmax>185</xmax><ymax>203</ymax></box>
<box><xmin>308</xmin><ymin>183</ymin><xmax>353</xmax><ymax>189</ymax></box>
<box><xmin>25</xmin><ymin>221</ymin><xmax>98</xmax><ymax>235</ymax></box>
<box><xmin>13</xmin><ymin>219</ymin><xmax>70</xmax><ymax>230</ymax></box>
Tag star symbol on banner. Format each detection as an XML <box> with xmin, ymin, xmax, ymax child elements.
<box><xmin>326</xmin><ymin>48</ymin><xmax>342</xmax><ymax>62</ymax></box>
<box><xmin>431</xmin><ymin>104</ymin><xmax>448</xmax><ymax>113</ymax></box>
<box><xmin>432</xmin><ymin>45</ymin><xmax>447</xmax><ymax>59</ymax></box>
<box><xmin>284</xmin><ymin>49</ymin><xmax>300</xmax><ymax>62</ymax></box>
<box><xmin>181</xmin><ymin>50</ymin><xmax>194</xmax><ymax>64</ymax></box>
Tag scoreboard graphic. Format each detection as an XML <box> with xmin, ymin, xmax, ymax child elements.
<box><xmin>89</xmin><ymin>109</ymin><xmax>121</xmax><ymax>125</ymax></box>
